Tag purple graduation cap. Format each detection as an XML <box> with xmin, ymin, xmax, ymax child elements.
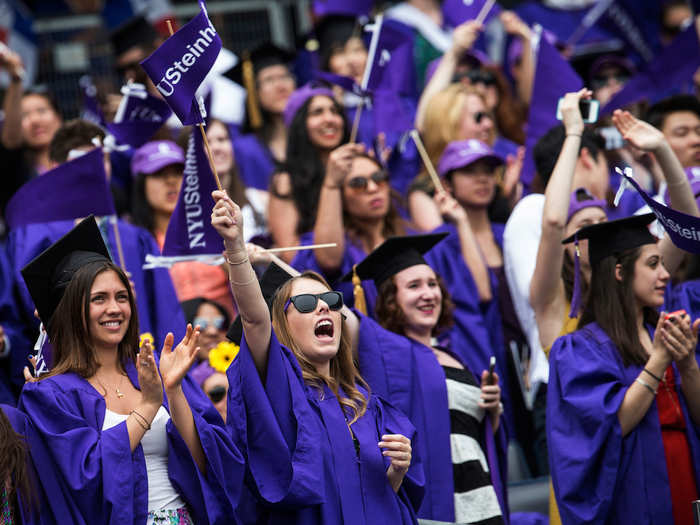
<box><xmin>601</xmin><ymin>24</ymin><xmax>700</xmax><ymax>114</ymax></box>
<box><xmin>520</xmin><ymin>29</ymin><xmax>583</xmax><ymax>190</ymax></box>
<box><xmin>107</xmin><ymin>83</ymin><xmax>173</xmax><ymax>148</ymax></box>
<box><xmin>140</xmin><ymin>0</ymin><xmax>221</xmax><ymax>125</ymax></box>
<box><xmin>146</xmin><ymin>127</ymin><xmax>224</xmax><ymax>267</ymax></box>
<box><xmin>5</xmin><ymin>148</ymin><xmax>115</xmax><ymax>231</ymax></box>
<box><xmin>442</xmin><ymin>0</ymin><xmax>502</xmax><ymax>28</ymax></box>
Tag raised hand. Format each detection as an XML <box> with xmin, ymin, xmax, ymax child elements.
<box><xmin>451</xmin><ymin>20</ymin><xmax>483</xmax><ymax>55</ymax></box>
<box><xmin>503</xmin><ymin>146</ymin><xmax>525</xmax><ymax>206</ymax></box>
<box><xmin>660</xmin><ymin>313</ymin><xmax>700</xmax><ymax>374</ymax></box>
<box><xmin>434</xmin><ymin>190</ymin><xmax>468</xmax><ymax>225</ymax></box>
<box><xmin>246</xmin><ymin>242</ymin><xmax>272</xmax><ymax>267</ymax></box>
<box><xmin>379</xmin><ymin>434</ymin><xmax>412</xmax><ymax>492</ymax></box>
<box><xmin>325</xmin><ymin>143</ymin><xmax>365</xmax><ymax>189</ymax></box>
<box><xmin>137</xmin><ymin>339</ymin><xmax>164</xmax><ymax>408</ymax></box>
<box><xmin>612</xmin><ymin>109</ymin><xmax>667</xmax><ymax>152</ymax></box>
<box><xmin>500</xmin><ymin>11</ymin><xmax>532</xmax><ymax>40</ymax></box>
<box><xmin>158</xmin><ymin>324</ymin><xmax>201</xmax><ymax>392</ymax></box>
<box><xmin>211</xmin><ymin>190</ymin><xmax>245</xmax><ymax>254</ymax></box>
<box><xmin>560</xmin><ymin>88</ymin><xmax>593</xmax><ymax>136</ymax></box>
<box><xmin>0</xmin><ymin>44</ymin><xmax>24</xmax><ymax>79</ymax></box>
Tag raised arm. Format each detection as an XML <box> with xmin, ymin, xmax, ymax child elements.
<box><xmin>612</xmin><ymin>109</ymin><xmax>700</xmax><ymax>274</ymax></box>
<box><xmin>267</xmin><ymin>172</ymin><xmax>300</xmax><ymax>262</ymax></box>
<box><xmin>211</xmin><ymin>190</ymin><xmax>271</xmax><ymax>375</ymax></box>
<box><xmin>530</xmin><ymin>89</ymin><xmax>590</xmax><ymax>347</ymax></box>
<box><xmin>312</xmin><ymin>143</ymin><xmax>365</xmax><ymax>271</ymax></box>
<box><xmin>500</xmin><ymin>11</ymin><xmax>535</xmax><ymax>105</ymax></box>
<box><xmin>0</xmin><ymin>46</ymin><xmax>25</xmax><ymax>150</ymax></box>
<box><xmin>415</xmin><ymin>20</ymin><xmax>482</xmax><ymax>131</ymax></box>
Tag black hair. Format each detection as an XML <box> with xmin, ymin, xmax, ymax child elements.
<box><xmin>22</xmin><ymin>86</ymin><xmax>61</xmax><ymax>117</ymax></box>
<box><xmin>285</xmin><ymin>95</ymin><xmax>349</xmax><ymax>234</ymax></box>
<box><xmin>49</xmin><ymin>119</ymin><xmax>105</xmax><ymax>164</ymax></box>
<box><xmin>533</xmin><ymin>125</ymin><xmax>605</xmax><ymax>187</ymax></box>
<box><xmin>645</xmin><ymin>94</ymin><xmax>700</xmax><ymax>131</ymax></box>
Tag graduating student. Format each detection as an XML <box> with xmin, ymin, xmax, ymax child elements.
<box><xmin>211</xmin><ymin>190</ymin><xmax>424</xmax><ymax>524</ymax></box>
<box><xmin>347</xmin><ymin>233</ymin><xmax>508</xmax><ymax>524</ymax></box>
<box><xmin>548</xmin><ymin>215</ymin><xmax>700</xmax><ymax>525</ymax></box>
<box><xmin>227</xmin><ymin>43</ymin><xmax>296</xmax><ymax>191</ymax></box>
<box><xmin>18</xmin><ymin>217</ymin><xmax>244</xmax><ymax>525</ymax></box>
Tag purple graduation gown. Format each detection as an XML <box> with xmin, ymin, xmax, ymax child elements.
<box><xmin>354</xmin><ymin>312</ymin><xmax>509</xmax><ymax>523</ymax></box>
<box><xmin>226</xmin><ymin>329</ymin><xmax>424</xmax><ymax>524</ymax></box>
<box><xmin>7</xmin><ymin>219</ymin><xmax>185</xmax><ymax>355</ymax></box>
<box><xmin>547</xmin><ymin>322</ymin><xmax>700</xmax><ymax>524</ymax></box>
<box><xmin>18</xmin><ymin>362</ymin><xmax>244</xmax><ymax>525</ymax></box>
<box><xmin>231</xmin><ymin>133</ymin><xmax>276</xmax><ymax>191</ymax></box>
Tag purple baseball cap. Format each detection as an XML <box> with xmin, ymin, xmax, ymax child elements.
<box><xmin>567</xmin><ymin>187</ymin><xmax>607</xmax><ymax>223</ymax></box>
<box><xmin>437</xmin><ymin>139</ymin><xmax>503</xmax><ymax>178</ymax></box>
<box><xmin>283</xmin><ymin>84</ymin><xmax>335</xmax><ymax>127</ymax></box>
<box><xmin>663</xmin><ymin>166</ymin><xmax>700</xmax><ymax>205</ymax></box>
<box><xmin>130</xmin><ymin>140</ymin><xmax>185</xmax><ymax>176</ymax></box>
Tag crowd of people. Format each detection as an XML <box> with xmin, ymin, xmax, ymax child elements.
<box><xmin>1</xmin><ymin>0</ymin><xmax>700</xmax><ymax>524</ymax></box>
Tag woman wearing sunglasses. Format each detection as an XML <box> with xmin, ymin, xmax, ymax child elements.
<box><xmin>211</xmin><ymin>189</ymin><xmax>424</xmax><ymax>525</ymax></box>
<box><xmin>181</xmin><ymin>298</ymin><xmax>231</xmax><ymax>363</ymax></box>
<box><xmin>291</xmin><ymin>145</ymin><xmax>408</xmax><ymax>314</ymax></box>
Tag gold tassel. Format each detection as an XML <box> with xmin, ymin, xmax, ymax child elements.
<box><xmin>242</xmin><ymin>51</ymin><xmax>263</xmax><ymax>130</ymax></box>
<box><xmin>351</xmin><ymin>264</ymin><xmax>367</xmax><ymax>315</ymax></box>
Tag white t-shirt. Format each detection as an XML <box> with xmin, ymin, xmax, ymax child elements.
<box><xmin>103</xmin><ymin>406</ymin><xmax>185</xmax><ymax>512</ymax></box>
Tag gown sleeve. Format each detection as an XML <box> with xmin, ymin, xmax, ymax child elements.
<box><xmin>166</xmin><ymin>372</ymin><xmax>245</xmax><ymax>525</ymax></box>
<box><xmin>18</xmin><ymin>378</ymin><xmax>143</xmax><ymax>525</ymax></box>
<box><xmin>546</xmin><ymin>328</ymin><xmax>627</xmax><ymax>524</ymax></box>
<box><xmin>226</xmin><ymin>328</ymin><xmax>324</xmax><ymax>508</ymax></box>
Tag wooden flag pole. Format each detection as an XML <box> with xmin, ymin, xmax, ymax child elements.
<box><xmin>261</xmin><ymin>243</ymin><xmax>337</xmax><ymax>254</ymax></box>
<box><xmin>165</xmin><ymin>19</ymin><xmax>223</xmax><ymax>192</ymax></box>
<box><xmin>349</xmin><ymin>101</ymin><xmax>364</xmax><ymax>144</ymax></box>
<box><xmin>475</xmin><ymin>0</ymin><xmax>497</xmax><ymax>25</ymax></box>
<box><xmin>409</xmin><ymin>129</ymin><xmax>444</xmax><ymax>193</ymax></box>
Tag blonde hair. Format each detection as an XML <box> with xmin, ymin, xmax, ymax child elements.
<box><xmin>270</xmin><ymin>271</ymin><xmax>369</xmax><ymax>424</ymax></box>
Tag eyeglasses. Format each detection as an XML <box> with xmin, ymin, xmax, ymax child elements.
<box><xmin>193</xmin><ymin>316</ymin><xmax>225</xmax><ymax>330</ymax></box>
<box><xmin>474</xmin><ymin>111</ymin><xmax>494</xmax><ymax>124</ymax></box>
<box><xmin>284</xmin><ymin>291</ymin><xmax>344</xmax><ymax>313</ymax></box>
<box><xmin>206</xmin><ymin>385</ymin><xmax>227</xmax><ymax>403</ymax></box>
<box><xmin>346</xmin><ymin>170</ymin><xmax>389</xmax><ymax>191</ymax></box>
<box><xmin>466</xmin><ymin>69</ymin><xmax>497</xmax><ymax>87</ymax></box>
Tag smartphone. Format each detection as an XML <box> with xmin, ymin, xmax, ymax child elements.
<box><xmin>556</xmin><ymin>98</ymin><xmax>600</xmax><ymax>124</ymax></box>
<box><xmin>487</xmin><ymin>356</ymin><xmax>496</xmax><ymax>385</ymax></box>
<box><xmin>665</xmin><ymin>309</ymin><xmax>688</xmax><ymax>323</ymax></box>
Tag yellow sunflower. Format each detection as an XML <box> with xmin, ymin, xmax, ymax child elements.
<box><xmin>139</xmin><ymin>332</ymin><xmax>154</xmax><ymax>348</ymax></box>
<box><xmin>208</xmin><ymin>341</ymin><xmax>240</xmax><ymax>373</ymax></box>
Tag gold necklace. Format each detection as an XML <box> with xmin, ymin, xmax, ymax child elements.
<box><xmin>93</xmin><ymin>373</ymin><xmax>125</xmax><ymax>399</ymax></box>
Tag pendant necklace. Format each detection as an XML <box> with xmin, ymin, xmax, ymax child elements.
<box><xmin>94</xmin><ymin>373</ymin><xmax>126</xmax><ymax>399</ymax></box>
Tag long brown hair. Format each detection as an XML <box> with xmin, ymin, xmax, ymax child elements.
<box><xmin>0</xmin><ymin>409</ymin><xmax>35</xmax><ymax>516</ymax></box>
<box><xmin>579</xmin><ymin>247</ymin><xmax>659</xmax><ymax>366</ymax></box>
<box><xmin>45</xmin><ymin>261</ymin><xmax>139</xmax><ymax>379</ymax></box>
<box><xmin>270</xmin><ymin>271</ymin><xmax>369</xmax><ymax>424</ymax></box>
<box><xmin>375</xmin><ymin>273</ymin><xmax>454</xmax><ymax>338</ymax></box>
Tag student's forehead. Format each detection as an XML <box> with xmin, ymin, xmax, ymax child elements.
<box><xmin>290</xmin><ymin>278</ymin><xmax>329</xmax><ymax>295</ymax></box>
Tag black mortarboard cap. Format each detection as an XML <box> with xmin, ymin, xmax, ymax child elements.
<box><xmin>225</xmin><ymin>43</ymin><xmax>295</xmax><ymax>86</ymax></box>
<box><xmin>109</xmin><ymin>16</ymin><xmax>158</xmax><ymax>57</ymax></box>
<box><xmin>340</xmin><ymin>233</ymin><xmax>448</xmax><ymax>290</ymax></box>
<box><xmin>21</xmin><ymin>216</ymin><xmax>112</xmax><ymax>329</ymax></box>
<box><xmin>562</xmin><ymin>213</ymin><xmax>657</xmax><ymax>268</ymax></box>
<box><xmin>226</xmin><ymin>261</ymin><xmax>294</xmax><ymax>344</ymax></box>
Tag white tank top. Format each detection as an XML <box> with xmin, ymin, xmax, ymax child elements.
<box><xmin>103</xmin><ymin>406</ymin><xmax>186</xmax><ymax>512</ymax></box>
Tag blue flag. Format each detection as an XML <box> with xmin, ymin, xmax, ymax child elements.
<box><xmin>602</xmin><ymin>24</ymin><xmax>700</xmax><ymax>114</ymax></box>
<box><xmin>442</xmin><ymin>0</ymin><xmax>502</xmax><ymax>27</ymax></box>
<box><xmin>5</xmin><ymin>148</ymin><xmax>115</xmax><ymax>231</ymax></box>
<box><xmin>159</xmin><ymin>128</ymin><xmax>223</xmax><ymax>260</ymax></box>
<box><xmin>140</xmin><ymin>0</ymin><xmax>221</xmax><ymax>125</ymax></box>
<box><xmin>520</xmin><ymin>31</ymin><xmax>583</xmax><ymax>190</ymax></box>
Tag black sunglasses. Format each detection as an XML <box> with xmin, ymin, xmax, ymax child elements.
<box><xmin>346</xmin><ymin>170</ymin><xmax>389</xmax><ymax>190</ymax></box>
<box><xmin>284</xmin><ymin>291</ymin><xmax>344</xmax><ymax>313</ymax></box>
<box><xmin>466</xmin><ymin>69</ymin><xmax>497</xmax><ymax>86</ymax></box>
<box><xmin>207</xmin><ymin>385</ymin><xmax>227</xmax><ymax>403</ymax></box>
<box><xmin>474</xmin><ymin>111</ymin><xmax>493</xmax><ymax>124</ymax></box>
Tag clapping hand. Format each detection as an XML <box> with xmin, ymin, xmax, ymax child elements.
<box><xmin>613</xmin><ymin>109</ymin><xmax>667</xmax><ymax>153</ymax></box>
<box><xmin>380</xmin><ymin>434</ymin><xmax>412</xmax><ymax>492</ymax></box>
<box><xmin>137</xmin><ymin>339</ymin><xmax>164</xmax><ymax>408</ymax></box>
<box><xmin>159</xmin><ymin>324</ymin><xmax>201</xmax><ymax>392</ymax></box>
<box><xmin>660</xmin><ymin>312</ymin><xmax>700</xmax><ymax>374</ymax></box>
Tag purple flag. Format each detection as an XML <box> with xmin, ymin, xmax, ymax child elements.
<box><xmin>107</xmin><ymin>84</ymin><xmax>173</xmax><ymax>148</ymax></box>
<box><xmin>5</xmin><ymin>148</ymin><xmax>115</xmax><ymax>231</ymax></box>
<box><xmin>314</xmin><ymin>70</ymin><xmax>370</xmax><ymax>98</ymax></box>
<box><xmin>313</xmin><ymin>0</ymin><xmax>374</xmax><ymax>17</ymax></box>
<box><xmin>619</xmin><ymin>169</ymin><xmax>700</xmax><ymax>254</ymax></box>
<box><xmin>79</xmin><ymin>76</ymin><xmax>105</xmax><ymax>127</ymax></box>
<box><xmin>363</xmin><ymin>17</ymin><xmax>416</xmax><ymax>96</ymax></box>
<box><xmin>601</xmin><ymin>25</ymin><xmax>700</xmax><ymax>115</ymax></box>
<box><xmin>442</xmin><ymin>0</ymin><xmax>502</xmax><ymax>27</ymax></box>
<box><xmin>520</xmin><ymin>32</ymin><xmax>583</xmax><ymax>190</ymax></box>
<box><xmin>140</xmin><ymin>0</ymin><xmax>221</xmax><ymax>125</ymax></box>
<box><xmin>160</xmin><ymin>127</ymin><xmax>223</xmax><ymax>258</ymax></box>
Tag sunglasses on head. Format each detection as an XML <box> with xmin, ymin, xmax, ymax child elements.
<box><xmin>346</xmin><ymin>170</ymin><xmax>389</xmax><ymax>190</ymax></box>
<box><xmin>474</xmin><ymin>111</ymin><xmax>493</xmax><ymax>124</ymax></box>
<box><xmin>193</xmin><ymin>316</ymin><xmax>225</xmax><ymax>330</ymax></box>
<box><xmin>206</xmin><ymin>385</ymin><xmax>227</xmax><ymax>403</ymax></box>
<box><xmin>284</xmin><ymin>291</ymin><xmax>344</xmax><ymax>313</ymax></box>
<box><xmin>466</xmin><ymin>69</ymin><xmax>497</xmax><ymax>86</ymax></box>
